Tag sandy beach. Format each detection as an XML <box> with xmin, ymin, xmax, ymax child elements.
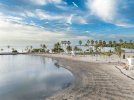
<box><xmin>35</xmin><ymin>54</ymin><xmax>134</xmax><ymax>100</ymax></box>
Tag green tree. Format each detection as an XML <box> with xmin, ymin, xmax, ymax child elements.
<box><xmin>30</xmin><ymin>45</ymin><xmax>33</xmax><ymax>50</ymax></box>
<box><xmin>1</xmin><ymin>48</ymin><xmax>3</xmax><ymax>52</ymax></box>
<box><xmin>113</xmin><ymin>41</ymin><xmax>116</xmax><ymax>47</ymax></box>
<box><xmin>103</xmin><ymin>41</ymin><xmax>106</xmax><ymax>47</ymax></box>
<box><xmin>52</xmin><ymin>42</ymin><xmax>64</xmax><ymax>53</ymax></box>
<box><xmin>87</xmin><ymin>40</ymin><xmax>91</xmax><ymax>50</ymax></box>
<box><xmin>130</xmin><ymin>40</ymin><xmax>132</xmax><ymax>44</ymax></box>
<box><xmin>43</xmin><ymin>44</ymin><xmax>47</xmax><ymax>50</ymax></box>
<box><xmin>102</xmin><ymin>41</ymin><xmax>106</xmax><ymax>52</ymax></box>
<box><xmin>87</xmin><ymin>40</ymin><xmax>90</xmax><ymax>46</ymax></box>
<box><xmin>66</xmin><ymin>46</ymin><xmax>72</xmax><ymax>52</ymax></box>
<box><xmin>109</xmin><ymin>41</ymin><xmax>112</xmax><ymax>47</ymax></box>
<box><xmin>114</xmin><ymin>46</ymin><xmax>123</xmax><ymax>63</ymax></box>
<box><xmin>12</xmin><ymin>48</ymin><xmax>15</xmax><ymax>51</ymax></box>
<box><xmin>40</xmin><ymin>44</ymin><xmax>43</xmax><ymax>48</ymax></box>
<box><xmin>74</xmin><ymin>46</ymin><xmax>82</xmax><ymax>51</ymax></box>
<box><xmin>95</xmin><ymin>40</ymin><xmax>98</xmax><ymax>45</ymax></box>
<box><xmin>7</xmin><ymin>45</ymin><xmax>10</xmax><ymax>52</ymax></box>
<box><xmin>119</xmin><ymin>39</ymin><xmax>123</xmax><ymax>44</ymax></box>
<box><xmin>79</xmin><ymin>40</ymin><xmax>82</xmax><ymax>46</ymax></box>
<box><xmin>67</xmin><ymin>41</ymin><xmax>71</xmax><ymax>46</ymax></box>
<box><xmin>55</xmin><ymin>42</ymin><xmax>60</xmax><ymax>52</ymax></box>
<box><xmin>99</xmin><ymin>40</ymin><xmax>102</xmax><ymax>46</ymax></box>
<box><xmin>91</xmin><ymin>40</ymin><xmax>94</xmax><ymax>46</ymax></box>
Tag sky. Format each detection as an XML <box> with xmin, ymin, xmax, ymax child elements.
<box><xmin>0</xmin><ymin>0</ymin><xmax>134</xmax><ymax>47</ymax></box>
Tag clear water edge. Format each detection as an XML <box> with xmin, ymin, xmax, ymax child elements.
<box><xmin>0</xmin><ymin>55</ymin><xmax>74</xmax><ymax>100</ymax></box>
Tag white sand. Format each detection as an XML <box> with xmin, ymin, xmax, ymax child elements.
<box><xmin>34</xmin><ymin>54</ymin><xmax>134</xmax><ymax>100</ymax></box>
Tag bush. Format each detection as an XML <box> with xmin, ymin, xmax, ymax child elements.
<box><xmin>12</xmin><ymin>50</ymin><xmax>18</xmax><ymax>53</ymax></box>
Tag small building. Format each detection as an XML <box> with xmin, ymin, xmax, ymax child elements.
<box><xmin>121</xmin><ymin>52</ymin><xmax>134</xmax><ymax>59</ymax></box>
<box><xmin>127</xmin><ymin>58</ymin><xmax>134</xmax><ymax>70</ymax></box>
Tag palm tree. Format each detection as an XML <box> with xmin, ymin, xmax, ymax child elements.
<box><xmin>91</xmin><ymin>40</ymin><xmax>94</xmax><ymax>46</ymax></box>
<box><xmin>99</xmin><ymin>40</ymin><xmax>102</xmax><ymax>46</ymax></box>
<box><xmin>42</xmin><ymin>44</ymin><xmax>47</xmax><ymax>52</ymax></box>
<box><xmin>61</xmin><ymin>41</ymin><xmax>64</xmax><ymax>46</ymax></box>
<box><xmin>87</xmin><ymin>40</ymin><xmax>90</xmax><ymax>50</ymax></box>
<box><xmin>79</xmin><ymin>40</ymin><xmax>82</xmax><ymax>51</ymax></box>
<box><xmin>130</xmin><ymin>40</ymin><xmax>132</xmax><ymax>44</ymax></box>
<box><xmin>87</xmin><ymin>40</ymin><xmax>90</xmax><ymax>46</ymax></box>
<box><xmin>40</xmin><ymin>44</ymin><xmax>43</xmax><ymax>48</ymax></box>
<box><xmin>54</xmin><ymin>42</ymin><xmax>61</xmax><ymax>53</ymax></box>
<box><xmin>30</xmin><ymin>45</ymin><xmax>33</xmax><ymax>49</ymax></box>
<box><xmin>30</xmin><ymin>46</ymin><xmax>33</xmax><ymax>52</ymax></box>
<box><xmin>74</xmin><ymin>46</ymin><xmax>78</xmax><ymax>52</ymax></box>
<box><xmin>43</xmin><ymin>44</ymin><xmax>46</xmax><ymax>50</ymax></box>
<box><xmin>66</xmin><ymin>45</ymin><xmax>72</xmax><ymax>52</ymax></box>
<box><xmin>67</xmin><ymin>41</ymin><xmax>71</xmax><ymax>46</ymax></box>
<box><xmin>113</xmin><ymin>41</ymin><xmax>116</xmax><ymax>47</ymax></box>
<box><xmin>79</xmin><ymin>40</ymin><xmax>82</xmax><ymax>46</ymax></box>
<box><xmin>115</xmin><ymin>46</ymin><xmax>122</xmax><ymax>63</ymax></box>
<box><xmin>12</xmin><ymin>48</ymin><xmax>15</xmax><ymax>52</ymax></box>
<box><xmin>109</xmin><ymin>41</ymin><xmax>112</xmax><ymax>47</ymax></box>
<box><xmin>98</xmin><ymin>40</ymin><xmax>102</xmax><ymax>52</ymax></box>
<box><xmin>61</xmin><ymin>41</ymin><xmax>65</xmax><ymax>52</ymax></box>
<box><xmin>103</xmin><ymin>41</ymin><xmax>106</xmax><ymax>46</ymax></box>
<box><xmin>95</xmin><ymin>40</ymin><xmax>98</xmax><ymax>45</ymax></box>
<box><xmin>94</xmin><ymin>45</ymin><xmax>99</xmax><ymax>61</ymax></box>
<box><xmin>61</xmin><ymin>41</ymin><xmax>70</xmax><ymax>53</ymax></box>
<box><xmin>102</xmin><ymin>41</ymin><xmax>106</xmax><ymax>52</ymax></box>
<box><xmin>25</xmin><ymin>46</ymin><xmax>29</xmax><ymax>52</ymax></box>
<box><xmin>119</xmin><ymin>39</ymin><xmax>123</xmax><ymax>44</ymax></box>
<box><xmin>0</xmin><ymin>48</ymin><xmax>3</xmax><ymax>52</ymax></box>
<box><xmin>7</xmin><ymin>45</ymin><xmax>10</xmax><ymax>52</ymax></box>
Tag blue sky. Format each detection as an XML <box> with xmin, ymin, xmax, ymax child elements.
<box><xmin>0</xmin><ymin>0</ymin><xmax>134</xmax><ymax>47</ymax></box>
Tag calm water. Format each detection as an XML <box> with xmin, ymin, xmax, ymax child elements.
<box><xmin>0</xmin><ymin>55</ymin><xmax>74</xmax><ymax>100</ymax></box>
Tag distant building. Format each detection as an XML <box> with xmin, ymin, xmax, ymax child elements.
<box><xmin>122</xmin><ymin>52</ymin><xmax>134</xmax><ymax>59</ymax></box>
<box><xmin>127</xmin><ymin>58</ymin><xmax>134</xmax><ymax>70</ymax></box>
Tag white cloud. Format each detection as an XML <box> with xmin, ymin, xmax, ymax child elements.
<box><xmin>114</xmin><ymin>22</ymin><xmax>134</xmax><ymax>27</ymax></box>
<box><xmin>66</xmin><ymin>14</ymin><xmax>74</xmax><ymax>24</ymax></box>
<box><xmin>86</xmin><ymin>0</ymin><xmax>134</xmax><ymax>27</ymax></box>
<box><xmin>73</xmin><ymin>16</ymin><xmax>88</xmax><ymax>24</ymax></box>
<box><xmin>0</xmin><ymin>13</ymin><xmax>24</xmax><ymax>24</ymax></box>
<box><xmin>35</xmin><ymin>9</ymin><xmax>65</xmax><ymax>20</ymax></box>
<box><xmin>66</xmin><ymin>14</ymin><xmax>88</xmax><ymax>24</ymax></box>
<box><xmin>87</xmin><ymin>0</ymin><xmax>117</xmax><ymax>21</ymax></box>
<box><xmin>29</xmin><ymin>0</ymin><xmax>62</xmax><ymax>5</ymax></box>
<box><xmin>75</xmin><ymin>36</ymin><xmax>89</xmax><ymax>40</ymax></box>
<box><xmin>25</xmin><ymin>9</ymin><xmax>88</xmax><ymax>25</ymax></box>
<box><xmin>72</xmin><ymin>2</ymin><xmax>78</xmax><ymax>8</ymax></box>
<box><xmin>24</xmin><ymin>9</ymin><xmax>69</xmax><ymax>22</ymax></box>
<box><xmin>55</xmin><ymin>4</ymin><xmax>69</xmax><ymax>10</ymax></box>
<box><xmin>25</xmin><ymin>11</ymin><xmax>35</xmax><ymax>17</ymax></box>
<box><xmin>108</xmin><ymin>34</ymin><xmax>134</xmax><ymax>40</ymax></box>
<box><xmin>0</xmin><ymin>15</ymin><xmax>68</xmax><ymax>44</ymax></box>
<box><xmin>0</xmin><ymin>14</ymin><xmax>90</xmax><ymax>46</ymax></box>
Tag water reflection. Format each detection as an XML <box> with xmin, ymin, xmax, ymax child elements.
<box><xmin>0</xmin><ymin>55</ymin><xmax>74</xmax><ymax>100</ymax></box>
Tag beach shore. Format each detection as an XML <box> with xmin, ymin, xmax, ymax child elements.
<box><xmin>35</xmin><ymin>54</ymin><xmax>134</xmax><ymax>100</ymax></box>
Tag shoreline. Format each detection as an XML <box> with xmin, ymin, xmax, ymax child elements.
<box><xmin>34</xmin><ymin>53</ymin><xmax>121</xmax><ymax>63</ymax></box>
<box><xmin>0</xmin><ymin>53</ymin><xmax>27</xmax><ymax>55</ymax></box>
<box><xmin>34</xmin><ymin>54</ymin><xmax>134</xmax><ymax>100</ymax></box>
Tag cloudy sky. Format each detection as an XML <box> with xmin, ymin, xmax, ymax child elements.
<box><xmin>0</xmin><ymin>0</ymin><xmax>134</xmax><ymax>47</ymax></box>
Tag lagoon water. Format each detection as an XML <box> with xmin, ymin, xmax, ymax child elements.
<box><xmin>0</xmin><ymin>55</ymin><xmax>74</xmax><ymax>100</ymax></box>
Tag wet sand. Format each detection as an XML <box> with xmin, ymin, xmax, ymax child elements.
<box><xmin>36</xmin><ymin>54</ymin><xmax>134</xmax><ymax>100</ymax></box>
